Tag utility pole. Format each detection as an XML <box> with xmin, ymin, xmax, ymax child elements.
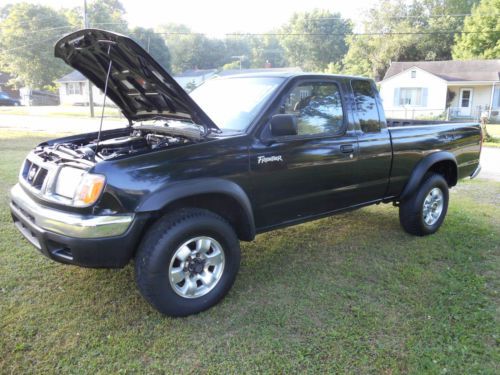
<box><xmin>83</xmin><ymin>0</ymin><xmax>94</xmax><ymax>117</ymax></box>
<box><xmin>231</xmin><ymin>56</ymin><xmax>244</xmax><ymax>70</ymax></box>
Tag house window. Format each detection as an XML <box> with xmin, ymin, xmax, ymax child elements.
<box><xmin>411</xmin><ymin>70</ymin><xmax>416</xmax><ymax>78</ymax></box>
<box><xmin>461</xmin><ymin>89</ymin><xmax>471</xmax><ymax>107</ymax></box>
<box><xmin>66</xmin><ymin>82</ymin><xmax>82</xmax><ymax>95</ymax></box>
<box><xmin>396</xmin><ymin>87</ymin><xmax>427</xmax><ymax>106</ymax></box>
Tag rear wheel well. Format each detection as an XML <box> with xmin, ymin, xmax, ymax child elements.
<box><xmin>428</xmin><ymin>160</ymin><xmax>457</xmax><ymax>187</ymax></box>
<box><xmin>155</xmin><ymin>193</ymin><xmax>254</xmax><ymax>241</ymax></box>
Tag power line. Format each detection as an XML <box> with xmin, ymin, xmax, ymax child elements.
<box><xmin>0</xmin><ymin>34</ymin><xmax>67</xmax><ymax>53</ymax></box>
<box><xmin>6</xmin><ymin>25</ymin><xmax>75</xmax><ymax>36</ymax></box>
<box><xmin>307</xmin><ymin>13</ymin><xmax>500</xmax><ymax>20</ymax></box>
<box><xmin>154</xmin><ymin>30</ymin><xmax>500</xmax><ymax>37</ymax></box>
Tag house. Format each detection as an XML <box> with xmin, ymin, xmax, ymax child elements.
<box><xmin>0</xmin><ymin>72</ymin><xmax>13</xmax><ymax>91</ymax></box>
<box><xmin>0</xmin><ymin>72</ymin><xmax>20</xmax><ymax>99</ymax></box>
<box><xmin>19</xmin><ymin>88</ymin><xmax>59</xmax><ymax>106</ymax></box>
<box><xmin>215</xmin><ymin>67</ymin><xmax>302</xmax><ymax>78</ymax></box>
<box><xmin>173</xmin><ymin>69</ymin><xmax>218</xmax><ymax>91</ymax></box>
<box><xmin>55</xmin><ymin>70</ymin><xmax>106</xmax><ymax>106</ymax></box>
<box><xmin>379</xmin><ymin>60</ymin><xmax>500</xmax><ymax>121</ymax></box>
<box><xmin>173</xmin><ymin>67</ymin><xmax>302</xmax><ymax>92</ymax></box>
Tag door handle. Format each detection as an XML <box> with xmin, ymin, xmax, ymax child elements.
<box><xmin>340</xmin><ymin>144</ymin><xmax>354</xmax><ymax>154</ymax></box>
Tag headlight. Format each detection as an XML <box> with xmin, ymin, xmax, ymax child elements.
<box><xmin>72</xmin><ymin>173</ymin><xmax>106</xmax><ymax>207</ymax></box>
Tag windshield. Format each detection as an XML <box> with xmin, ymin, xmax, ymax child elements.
<box><xmin>190</xmin><ymin>77</ymin><xmax>283</xmax><ymax>131</ymax></box>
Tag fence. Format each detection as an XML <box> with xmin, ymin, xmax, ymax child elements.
<box><xmin>385</xmin><ymin>106</ymin><xmax>499</xmax><ymax>121</ymax></box>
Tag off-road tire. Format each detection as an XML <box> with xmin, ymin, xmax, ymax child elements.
<box><xmin>399</xmin><ymin>173</ymin><xmax>449</xmax><ymax>236</ymax></box>
<box><xmin>135</xmin><ymin>208</ymin><xmax>241</xmax><ymax>316</ymax></box>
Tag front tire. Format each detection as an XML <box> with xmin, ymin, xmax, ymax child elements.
<box><xmin>399</xmin><ymin>173</ymin><xmax>449</xmax><ymax>236</ymax></box>
<box><xmin>135</xmin><ymin>208</ymin><xmax>241</xmax><ymax>316</ymax></box>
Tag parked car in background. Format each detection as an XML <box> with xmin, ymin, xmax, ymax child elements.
<box><xmin>0</xmin><ymin>92</ymin><xmax>21</xmax><ymax>106</ymax></box>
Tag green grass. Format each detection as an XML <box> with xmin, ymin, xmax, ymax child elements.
<box><xmin>0</xmin><ymin>105</ymin><xmax>122</xmax><ymax>119</ymax></box>
<box><xmin>1</xmin><ymin>130</ymin><xmax>499</xmax><ymax>374</ymax></box>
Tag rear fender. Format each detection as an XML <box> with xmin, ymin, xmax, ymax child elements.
<box><xmin>399</xmin><ymin>151</ymin><xmax>457</xmax><ymax>201</ymax></box>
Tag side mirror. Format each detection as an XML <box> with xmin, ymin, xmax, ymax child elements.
<box><xmin>270</xmin><ymin>114</ymin><xmax>298</xmax><ymax>137</ymax></box>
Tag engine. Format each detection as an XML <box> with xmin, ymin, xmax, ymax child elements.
<box><xmin>33</xmin><ymin>121</ymin><xmax>205</xmax><ymax>167</ymax></box>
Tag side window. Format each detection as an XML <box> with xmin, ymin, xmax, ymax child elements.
<box><xmin>282</xmin><ymin>81</ymin><xmax>343</xmax><ymax>136</ymax></box>
<box><xmin>351</xmin><ymin>80</ymin><xmax>381</xmax><ymax>133</ymax></box>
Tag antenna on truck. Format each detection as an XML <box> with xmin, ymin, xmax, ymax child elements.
<box><xmin>95</xmin><ymin>43</ymin><xmax>114</xmax><ymax>156</ymax></box>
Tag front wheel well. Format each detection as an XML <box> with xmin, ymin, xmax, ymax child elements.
<box><xmin>429</xmin><ymin>160</ymin><xmax>457</xmax><ymax>187</ymax></box>
<box><xmin>156</xmin><ymin>193</ymin><xmax>254</xmax><ymax>241</ymax></box>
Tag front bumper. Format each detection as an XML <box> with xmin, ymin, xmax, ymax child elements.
<box><xmin>9</xmin><ymin>183</ymin><xmax>147</xmax><ymax>268</ymax></box>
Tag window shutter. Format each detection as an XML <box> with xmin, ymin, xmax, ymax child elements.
<box><xmin>394</xmin><ymin>88</ymin><xmax>400</xmax><ymax>106</ymax></box>
<box><xmin>422</xmin><ymin>88</ymin><xmax>428</xmax><ymax>107</ymax></box>
<box><xmin>493</xmin><ymin>86</ymin><xmax>500</xmax><ymax>108</ymax></box>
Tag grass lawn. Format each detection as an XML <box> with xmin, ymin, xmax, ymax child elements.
<box><xmin>1</xmin><ymin>130</ymin><xmax>499</xmax><ymax>374</ymax></box>
<box><xmin>0</xmin><ymin>105</ymin><xmax>122</xmax><ymax>119</ymax></box>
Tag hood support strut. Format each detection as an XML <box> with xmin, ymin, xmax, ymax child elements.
<box><xmin>95</xmin><ymin>42</ymin><xmax>115</xmax><ymax>155</ymax></box>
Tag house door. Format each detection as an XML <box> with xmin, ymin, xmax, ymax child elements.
<box><xmin>459</xmin><ymin>88</ymin><xmax>473</xmax><ymax>116</ymax></box>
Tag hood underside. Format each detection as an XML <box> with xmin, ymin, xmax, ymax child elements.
<box><xmin>54</xmin><ymin>29</ymin><xmax>218</xmax><ymax>129</ymax></box>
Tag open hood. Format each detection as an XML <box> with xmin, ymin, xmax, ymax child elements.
<box><xmin>54</xmin><ymin>29</ymin><xmax>219</xmax><ymax>129</ymax></box>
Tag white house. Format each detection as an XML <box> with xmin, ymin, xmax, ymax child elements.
<box><xmin>56</xmin><ymin>70</ymin><xmax>106</xmax><ymax>106</ymax></box>
<box><xmin>173</xmin><ymin>69</ymin><xmax>218</xmax><ymax>91</ymax></box>
<box><xmin>379</xmin><ymin>60</ymin><xmax>500</xmax><ymax>121</ymax></box>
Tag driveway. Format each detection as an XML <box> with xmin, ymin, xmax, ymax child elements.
<box><xmin>479</xmin><ymin>147</ymin><xmax>500</xmax><ymax>181</ymax></box>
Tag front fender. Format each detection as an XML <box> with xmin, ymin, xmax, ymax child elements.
<box><xmin>136</xmin><ymin>177</ymin><xmax>255</xmax><ymax>239</ymax></box>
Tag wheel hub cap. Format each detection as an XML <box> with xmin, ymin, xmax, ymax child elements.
<box><xmin>168</xmin><ymin>236</ymin><xmax>225</xmax><ymax>299</ymax></box>
<box><xmin>187</xmin><ymin>258</ymin><xmax>206</xmax><ymax>274</ymax></box>
<box><xmin>422</xmin><ymin>187</ymin><xmax>444</xmax><ymax>226</ymax></box>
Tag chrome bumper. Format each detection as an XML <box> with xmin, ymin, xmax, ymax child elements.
<box><xmin>470</xmin><ymin>164</ymin><xmax>481</xmax><ymax>179</ymax></box>
<box><xmin>9</xmin><ymin>183</ymin><xmax>134</xmax><ymax>239</ymax></box>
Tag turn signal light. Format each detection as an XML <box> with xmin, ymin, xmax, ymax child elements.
<box><xmin>73</xmin><ymin>174</ymin><xmax>106</xmax><ymax>207</ymax></box>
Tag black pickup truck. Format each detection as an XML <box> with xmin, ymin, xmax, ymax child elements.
<box><xmin>9</xmin><ymin>30</ymin><xmax>482</xmax><ymax>316</ymax></box>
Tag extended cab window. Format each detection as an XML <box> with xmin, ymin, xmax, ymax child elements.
<box><xmin>283</xmin><ymin>82</ymin><xmax>343</xmax><ymax>136</ymax></box>
<box><xmin>351</xmin><ymin>80</ymin><xmax>381</xmax><ymax>133</ymax></box>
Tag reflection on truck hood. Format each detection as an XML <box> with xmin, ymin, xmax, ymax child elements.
<box><xmin>54</xmin><ymin>29</ymin><xmax>219</xmax><ymax>130</ymax></box>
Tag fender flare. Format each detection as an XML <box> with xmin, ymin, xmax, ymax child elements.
<box><xmin>136</xmin><ymin>177</ymin><xmax>256</xmax><ymax>240</ymax></box>
<box><xmin>399</xmin><ymin>151</ymin><xmax>457</xmax><ymax>202</ymax></box>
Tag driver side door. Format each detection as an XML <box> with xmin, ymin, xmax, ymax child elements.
<box><xmin>250</xmin><ymin>78</ymin><xmax>359</xmax><ymax>229</ymax></box>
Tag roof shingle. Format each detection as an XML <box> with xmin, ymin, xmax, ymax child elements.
<box><xmin>55</xmin><ymin>70</ymin><xmax>86</xmax><ymax>82</ymax></box>
<box><xmin>383</xmin><ymin>60</ymin><xmax>500</xmax><ymax>82</ymax></box>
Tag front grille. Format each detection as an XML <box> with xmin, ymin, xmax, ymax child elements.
<box><xmin>22</xmin><ymin>160</ymin><xmax>49</xmax><ymax>190</ymax></box>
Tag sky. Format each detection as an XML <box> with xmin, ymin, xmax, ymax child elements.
<box><xmin>6</xmin><ymin>0</ymin><xmax>378</xmax><ymax>35</ymax></box>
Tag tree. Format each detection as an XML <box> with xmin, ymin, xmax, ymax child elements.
<box><xmin>86</xmin><ymin>0</ymin><xmax>128</xmax><ymax>33</ymax></box>
<box><xmin>452</xmin><ymin>0</ymin><xmax>500</xmax><ymax>59</ymax></box>
<box><xmin>130</xmin><ymin>27</ymin><xmax>171</xmax><ymax>71</ymax></box>
<box><xmin>341</xmin><ymin>0</ymin><xmax>416</xmax><ymax>79</ymax></box>
<box><xmin>249</xmin><ymin>34</ymin><xmax>287</xmax><ymax>68</ymax></box>
<box><xmin>0</xmin><ymin>3</ymin><xmax>73</xmax><ymax>88</ymax></box>
<box><xmin>341</xmin><ymin>0</ymin><xmax>480</xmax><ymax>80</ymax></box>
<box><xmin>158</xmin><ymin>23</ymin><xmax>229</xmax><ymax>73</ymax></box>
<box><xmin>279</xmin><ymin>9</ymin><xmax>352</xmax><ymax>72</ymax></box>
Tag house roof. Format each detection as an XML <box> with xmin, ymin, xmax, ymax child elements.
<box><xmin>174</xmin><ymin>69</ymin><xmax>218</xmax><ymax>78</ymax></box>
<box><xmin>383</xmin><ymin>60</ymin><xmax>500</xmax><ymax>82</ymax></box>
<box><xmin>55</xmin><ymin>70</ymin><xmax>86</xmax><ymax>83</ymax></box>
<box><xmin>0</xmin><ymin>72</ymin><xmax>13</xmax><ymax>85</ymax></box>
<box><xmin>216</xmin><ymin>67</ymin><xmax>302</xmax><ymax>77</ymax></box>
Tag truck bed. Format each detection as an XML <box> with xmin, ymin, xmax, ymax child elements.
<box><xmin>386</xmin><ymin>118</ymin><xmax>476</xmax><ymax>127</ymax></box>
<box><xmin>385</xmin><ymin>120</ymin><xmax>481</xmax><ymax>197</ymax></box>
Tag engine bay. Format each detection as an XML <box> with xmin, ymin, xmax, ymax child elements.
<box><xmin>33</xmin><ymin>121</ymin><xmax>206</xmax><ymax>168</ymax></box>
